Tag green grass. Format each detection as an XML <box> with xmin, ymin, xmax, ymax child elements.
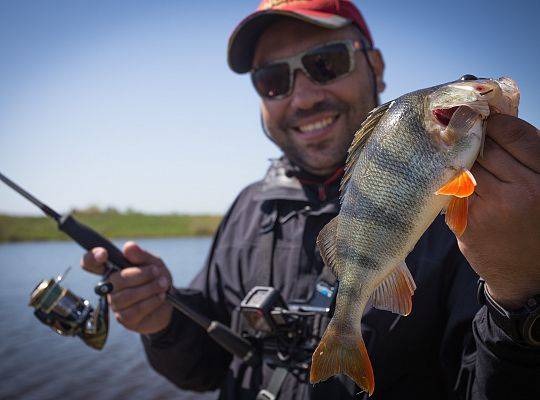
<box><xmin>0</xmin><ymin>211</ymin><xmax>222</xmax><ymax>243</ymax></box>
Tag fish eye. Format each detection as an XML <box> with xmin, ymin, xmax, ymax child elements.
<box><xmin>459</xmin><ymin>74</ymin><xmax>478</xmax><ymax>81</ymax></box>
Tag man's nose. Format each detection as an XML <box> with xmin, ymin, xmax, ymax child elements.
<box><xmin>289</xmin><ymin>70</ymin><xmax>325</xmax><ymax>110</ymax></box>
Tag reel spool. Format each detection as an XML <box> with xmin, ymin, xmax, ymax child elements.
<box><xmin>29</xmin><ymin>268</ymin><xmax>110</xmax><ymax>350</ymax></box>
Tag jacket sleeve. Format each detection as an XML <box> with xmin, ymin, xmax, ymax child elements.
<box><xmin>441</xmin><ymin>245</ymin><xmax>540</xmax><ymax>399</ymax></box>
<box><xmin>469</xmin><ymin>301</ymin><xmax>540</xmax><ymax>399</ymax></box>
<box><xmin>140</xmin><ymin>192</ymin><xmax>247</xmax><ymax>392</ymax></box>
<box><xmin>141</xmin><ymin>287</ymin><xmax>232</xmax><ymax>391</ymax></box>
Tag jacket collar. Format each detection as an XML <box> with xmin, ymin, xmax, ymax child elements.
<box><xmin>254</xmin><ymin>157</ymin><xmax>343</xmax><ymax>207</ymax></box>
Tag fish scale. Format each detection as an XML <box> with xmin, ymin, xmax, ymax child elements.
<box><xmin>310</xmin><ymin>77</ymin><xmax>520</xmax><ymax>396</ymax></box>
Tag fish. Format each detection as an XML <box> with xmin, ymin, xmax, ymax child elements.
<box><xmin>309</xmin><ymin>77</ymin><xmax>520</xmax><ymax>395</ymax></box>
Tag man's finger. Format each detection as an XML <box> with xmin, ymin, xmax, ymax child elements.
<box><xmin>476</xmin><ymin>137</ymin><xmax>532</xmax><ymax>183</ymax></box>
<box><xmin>115</xmin><ymin>293</ymin><xmax>165</xmax><ymax>329</ymax></box>
<box><xmin>486</xmin><ymin>114</ymin><xmax>540</xmax><ymax>173</ymax></box>
<box><xmin>110</xmin><ymin>275</ymin><xmax>169</xmax><ymax>311</ymax></box>
<box><xmin>470</xmin><ymin>162</ymin><xmax>504</xmax><ymax>199</ymax></box>
<box><xmin>80</xmin><ymin>247</ymin><xmax>108</xmax><ymax>274</ymax></box>
<box><xmin>123</xmin><ymin>241</ymin><xmax>163</xmax><ymax>267</ymax></box>
<box><xmin>108</xmin><ymin>264</ymin><xmax>160</xmax><ymax>292</ymax></box>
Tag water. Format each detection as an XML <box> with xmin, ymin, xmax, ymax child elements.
<box><xmin>0</xmin><ymin>238</ymin><xmax>218</xmax><ymax>400</ymax></box>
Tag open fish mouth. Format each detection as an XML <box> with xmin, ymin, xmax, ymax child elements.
<box><xmin>433</xmin><ymin>106</ymin><xmax>459</xmax><ymax>126</ymax></box>
<box><xmin>430</xmin><ymin>104</ymin><xmax>485</xmax><ymax>147</ymax></box>
<box><xmin>428</xmin><ymin>78</ymin><xmax>511</xmax><ymax>128</ymax></box>
<box><xmin>429</xmin><ymin>77</ymin><xmax>520</xmax><ymax>126</ymax></box>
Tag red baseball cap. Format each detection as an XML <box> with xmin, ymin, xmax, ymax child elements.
<box><xmin>228</xmin><ymin>0</ymin><xmax>374</xmax><ymax>74</ymax></box>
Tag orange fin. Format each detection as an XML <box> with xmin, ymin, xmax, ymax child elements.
<box><xmin>370</xmin><ymin>261</ymin><xmax>416</xmax><ymax>316</ymax></box>
<box><xmin>446</xmin><ymin>197</ymin><xmax>468</xmax><ymax>236</ymax></box>
<box><xmin>436</xmin><ymin>169</ymin><xmax>476</xmax><ymax>198</ymax></box>
<box><xmin>310</xmin><ymin>324</ymin><xmax>375</xmax><ymax>395</ymax></box>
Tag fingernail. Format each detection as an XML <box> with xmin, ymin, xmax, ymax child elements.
<box><xmin>152</xmin><ymin>266</ymin><xmax>160</xmax><ymax>277</ymax></box>
<box><xmin>158</xmin><ymin>276</ymin><xmax>168</xmax><ymax>288</ymax></box>
<box><xmin>94</xmin><ymin>248</ymin><xmax>105</xmax><ymax>262</ymax></box>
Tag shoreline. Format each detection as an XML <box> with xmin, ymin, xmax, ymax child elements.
<box><xmin>0</xmin><ymin>213</ymin><xmax>222</xmax><ymax>243</ymax></box>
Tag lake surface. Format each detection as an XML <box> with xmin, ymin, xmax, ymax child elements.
<box><xmin>0</xmin><ymin>238</ymin><xmax>218</xmax><ymax>400</ymax></box>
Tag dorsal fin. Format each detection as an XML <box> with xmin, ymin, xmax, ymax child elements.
<box><xmin>340</xmin><ymin>100</ymin><xmax>394</xmax><ymax>202</ymax></box>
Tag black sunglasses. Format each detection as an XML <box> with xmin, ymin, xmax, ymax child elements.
<box><xmin>251</xmin><ymin>39</ymin><xmax>365</xmax><ymax>100</ymax></box>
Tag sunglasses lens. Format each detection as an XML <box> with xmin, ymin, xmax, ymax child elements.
<box><xmin>302</xmin><ymin>43</ymin><xmax>351</xmax><ymax>84</ymax></box>
<box><xmin>251</xmin><ymin>63</ymin><xmax>290</xmax><ymax>98</ymax></box>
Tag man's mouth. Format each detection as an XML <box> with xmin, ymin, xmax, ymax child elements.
<box><xmin>294</xmin><ymin>114</ymin><xmax>340</xmax><ymax>139</ymax></box>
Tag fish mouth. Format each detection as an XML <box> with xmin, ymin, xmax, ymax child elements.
<box><xmin>433</xmin><ymin>107</ymin><xmax>459</xmax><ymax>126</ymax></box>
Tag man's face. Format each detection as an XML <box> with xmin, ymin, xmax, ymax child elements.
<box><xmin>253</xmin><ymin>19</ymin><xmax>385</xmax><ymax>176</ymax></box>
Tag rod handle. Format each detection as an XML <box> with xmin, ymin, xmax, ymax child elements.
<box><xmin>58</xmin><ymin>214</ymin><xmax>130</xmax><ymax>269</ymax></box>
<box><xmin>207</xmin><ymin>321</ymin><xmax>260</xmax><ymax>366</ymax></box>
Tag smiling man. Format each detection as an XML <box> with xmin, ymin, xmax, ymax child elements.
<box><xmin>81</xmin><ymin>1</ymin><xmax>540</xmax><ymax>399</ymax></box>
<box><xmin>252</xmin><ymin>19</ymin><xmax>383</xmax><ymax>177</ymax></box>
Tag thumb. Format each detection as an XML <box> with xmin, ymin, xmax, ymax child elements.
<box><xmin>123</xmin><ymin>241</ymin><xmax>161</xmax><ymax>266</ymax></box>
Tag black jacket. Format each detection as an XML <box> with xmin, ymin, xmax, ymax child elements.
<box><xmin>142</xmin><ymin>158</ymin><xmax>539</xmax><ymax>400</ymax></box>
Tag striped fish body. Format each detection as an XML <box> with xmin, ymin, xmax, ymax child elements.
<box><xmin>337</xmin><ymin>89</ymin><xmax>476</xmax><ymax>307</ymax></box>
<box><xmin>310</xmin><ymin>77</ymin><xmax>520</xmax><ymax>395</ymax></box>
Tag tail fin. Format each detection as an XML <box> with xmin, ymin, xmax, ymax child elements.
<box><xmin>310</xmin><ymin>323</ymin><xmax>375</xmax><ymax>396</ymax></box>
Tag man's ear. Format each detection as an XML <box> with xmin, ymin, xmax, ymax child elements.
<box><xmin>367</xmin><ymin>49</ymin><xmax>385</xmax><ymax>94</ymax></box>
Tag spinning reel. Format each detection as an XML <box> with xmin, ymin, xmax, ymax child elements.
<box><xmin>29</xmin><ymin>267</ymin><xmax>113</xmax><ymax>350</ymax></box>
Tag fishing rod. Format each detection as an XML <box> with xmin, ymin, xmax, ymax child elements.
<box><xmin>0</xmin><ymin>171</ymin><xmax>258</xmax><ymax>364</ymax></box>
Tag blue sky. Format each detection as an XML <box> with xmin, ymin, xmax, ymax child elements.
<box><xmin>1</xmin><ymin>0</ymin><xmax>538</xmax><ymax>215</ymax></box>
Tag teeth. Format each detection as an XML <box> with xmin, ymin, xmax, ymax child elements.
<box><xmin>298</xmin><ymin>116</ymin><xmax>334</xmax><ymax>133</ymax></box>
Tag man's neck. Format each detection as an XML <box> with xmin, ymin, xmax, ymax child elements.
<box><xmin>284</xmin><ymin>158</ymin><xmax>344</xmax><ymax>184</ymax></box>
<box><xmin>282</xmin><ymin>157</ymin><xmax>344</xmax><ymax>202</ymax></box>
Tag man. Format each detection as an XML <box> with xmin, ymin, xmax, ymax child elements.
<box><xmin>82</xmin><ymin>1</ymin><xmax>540</xmax><ymax>399</ymax></box>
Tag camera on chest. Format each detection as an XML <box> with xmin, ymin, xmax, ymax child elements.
<box><xmin>231</xmin><ymin>282</ymin><xmax>335</xmax><ymax>372</ymax></box>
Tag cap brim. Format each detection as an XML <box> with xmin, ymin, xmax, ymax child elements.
<box><xmin>228</xmin><ymin>9</ymin><xmax>352</xmax><ymax>74</ymax></box>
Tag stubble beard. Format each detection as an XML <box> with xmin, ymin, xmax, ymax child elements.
<box><xmin>282</xmin><ymin>131</ymin><xmax>354</xmax><ymax>176</ymax></box>
<box><xmin>267</xmin><ymin>94</ymin><xmax>376</xmax><ymax>176</ymax></box>
<box><xmin>278</xmin><ymin>108</ymin><xmax>364</xmax><ymax>176</ymax></box>
<box><xmin>274</xmin><ymin>101</ymin><xmax>355</xmax><ymax>175</ymax></box>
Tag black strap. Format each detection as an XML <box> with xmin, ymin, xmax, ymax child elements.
<box><xmin>256</xmin><ymin>367</ymin><xmax>288</xmax><ymax>400</ymax></box>
<box><xmin>250</xmin><ymin>202</ymin><xmax>279</xmax><ymax>288</ymax></box>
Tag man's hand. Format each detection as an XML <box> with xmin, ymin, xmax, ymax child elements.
<box><xmin>81</xmin><ymin>241</ymin><xmax>173</xmax><ymax>334</ymax></box>
<box><xmin>459</xmin><ymin>114</ymin><xmax>540</xmax><ymax>309</ymax></box>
